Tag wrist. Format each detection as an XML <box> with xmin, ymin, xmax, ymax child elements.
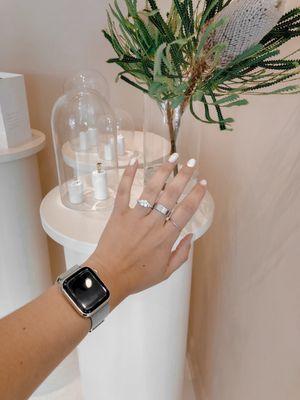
<box><xmin>84</xmin><ymin>256</ymin><xmax>127</xmax><ymax>311</ymax></box>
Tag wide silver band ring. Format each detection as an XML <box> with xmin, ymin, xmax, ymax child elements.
<box><xmin>137</xmin><ymin>199</ymin><xmax>153</xmax><ymax>209</ymax></box>
<box><xmin>153</xmin><ymin>203</ymin><xmax>172</xmax><ymax>219</ymax></box>
<box><xmin>167</xmin><ymin>217</ymin><xmax>182</xmax><ymax>232</ymax></box>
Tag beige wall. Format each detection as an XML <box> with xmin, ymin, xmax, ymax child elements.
<box><xmin>1</xmin><ymin>1</ymin><xmax>300</xmax><ymax>399</ymax></box>
<box><xmin>0</xmin><ymin>0</ymin><xmax>153</xmax><ymax>278</ymax></box>
<box><xmin>188</xmin><ymin>1</ymin><xmax>300</xmax><ymax>397</ymax></box>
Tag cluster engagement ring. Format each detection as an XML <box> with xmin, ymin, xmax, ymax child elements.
<box><xmin>137</xmin><ymin>199</ymin><xmax>153</xmax><ymax>210</ymax></box>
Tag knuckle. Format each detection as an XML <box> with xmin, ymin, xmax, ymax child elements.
<box><xmin>163</xmin><ymin>271</ymin><xmax>170</xmax><ymax>281</ymax></box>
<box><xmin>163</xmin><ymin>265</ymin><xmax>172</xmax><ymax>279</ymax></box>
<box><xmin>123</xmin><ymin>168</ymin><xmax>133</xmax><ymax>178</ymax></box>
<box><xmin>165</xmin><ymin>184</ymin><xmax>178</xmax><ymax>199</ymax></box>
<box><xmin>184</xmin><ymin>253</ymin><xmax>189</xmax><ymax>262</ymax></box>
<box><xmin>194</xmin><ymin>186</ymin><xmax>205</xmax><ymax>204</ymax></box>
<box><xmin>195</xmin><ymin>183</ymin><xmax>205</xmax><ymax>195</ymax></box>
<box><xmin>117</xmin><ymin>185</ymin><xmax>127</xmax><ymax>197</ymax></box>
<box><xmin>182</xmin><ymin>201</ymin><xmax>196</xmax><ymax>215</ymax></box>
<box><xmin>143</xmin><ymin>184</ymin><xmax>156</xmax><ymax>198</ymax></box>
<box><xmin>181</xmin><ymin>166</ymin><xmax>193</xmax><ymax>178</ymax></box>
<box><xmin>160</xmin><ymin>163</ymin><xmax>173</xmax><ymax>176</ymax></box>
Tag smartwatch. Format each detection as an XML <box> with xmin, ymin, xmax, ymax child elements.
<box><xmin>56</xmin><ymin>265</ymin><xmax>110</xmax><ymax>332</ymax></box>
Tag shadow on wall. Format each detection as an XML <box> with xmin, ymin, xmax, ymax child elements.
<box><xmin>188</xmin><ymin>91</ymin><xmax>300</xmax><ymax>400</ymax></box>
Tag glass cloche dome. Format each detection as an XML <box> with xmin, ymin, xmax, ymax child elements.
<box><xmin>64</xmin><ymin>70</ymin><xmax>110</xmax><ymax>100</ymax></box>
<box><xmin>51</xmin><ymin>88</ymin><xmax>119</xmax><ymax>211</ymax></box>
<box><xmin>114</xmin><ymin>108</ymin><xmax>142</xmax><ymax>167</ymax></box>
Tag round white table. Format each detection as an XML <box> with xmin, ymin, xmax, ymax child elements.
<box><xmin>40</xmin><ymin>169</ymin><xmax>214</xmax><ymax>400</ymax></box>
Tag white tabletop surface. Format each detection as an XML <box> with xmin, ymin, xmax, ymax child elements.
<box><xmin>61</xmin><ymin>130</ymin><xmax>170</xmax><ymax>171</ymax></box>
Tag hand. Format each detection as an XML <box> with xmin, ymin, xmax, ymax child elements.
<box><xmin>86</xmin><ymin>154</ymin><xmax>207</xmax><ymax>310</ymax></box>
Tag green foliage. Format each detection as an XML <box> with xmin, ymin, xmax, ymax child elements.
<box><xmin>103</xmin><ymin>0</ymin><xmax>300</xmax><ymax>131</ymax></box>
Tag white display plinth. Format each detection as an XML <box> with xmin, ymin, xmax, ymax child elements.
<box><xmin>40</xmin><ymin>170</ymin><xmax>214</xmax><ymax>400</ymax></box>
<box><xmin>0</xmin><ymin>130</ymin><xmax>80</xmax><ymax>399</ymax></box>
<box><xmin>0</xmin><ymin>130</ymin><xmax>50</xmax><ymax>316</ymax></box>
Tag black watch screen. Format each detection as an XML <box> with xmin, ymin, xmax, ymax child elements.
<box><xmin>63</xmin><ymin>267</ymin><xmax>110</xmax><ymax>315</ymax></box>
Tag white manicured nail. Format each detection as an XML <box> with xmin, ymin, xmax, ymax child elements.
<box><xmin>200</xmin><ymin>179</ymin><xmax>208</xmax><ymax>186</ymax></box>
<box><xmin>129</xmin><ymin>157</ymin><xmax>137</xmax><ymax>166</ymax></box>
<box><xmin>168</xmin><ymin>153</ymin><xmax>179</xmax><ymax>163</ymax></box>
<box><xmin>187</xmin><ymin>158</ymin><xmax>196</xmax><ymax>168</ymax></box>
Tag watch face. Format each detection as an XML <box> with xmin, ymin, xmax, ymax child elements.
<box><xmin>63</xmin><ymin>267</ymin><xmax>110</xmax><ymax>315</ymax></box>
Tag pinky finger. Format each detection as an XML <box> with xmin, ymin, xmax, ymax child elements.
<box><xmin>165</xmin><ymin>234</ymin><xmax>193</xmax><ymax>279</ymax></box>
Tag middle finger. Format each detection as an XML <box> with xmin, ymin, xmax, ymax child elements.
<box><xmin>149</xmin><ymin>158</ymin><xmax>197</xmax><ymax>223</ymax></box>
<box><xmin>133</xmin><ymin>153</ymin><xmax>179</xmax><ymax>217</ymax></box>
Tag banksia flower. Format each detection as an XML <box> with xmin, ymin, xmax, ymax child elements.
<box><xmin>212</xmin><ymin>0</ymin><xmax>285</xmax><ymax>66</ymax></box>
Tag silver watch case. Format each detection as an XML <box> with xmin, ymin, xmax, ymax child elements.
<box><xmin>57</xmin><ymin>264</ymin><xmax>110</xmax><ymax>332</ymax></box>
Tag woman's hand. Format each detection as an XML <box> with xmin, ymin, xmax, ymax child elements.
<box><xmin>86</xmin><ymin>154</ymin><xmax>207</xmax><ymax>310</ymax></box>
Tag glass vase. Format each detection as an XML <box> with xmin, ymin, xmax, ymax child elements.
<box><xmin>143</xmin><ymin>96</ymin><xmax>183</xmax><ymax>182</ymax></box>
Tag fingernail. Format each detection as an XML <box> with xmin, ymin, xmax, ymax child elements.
<box><xmin>187</xmin><ymin>158</ymin><xmax>196</xmax><ymax>168</ymax></box>
<box><xmin>168</xmin><ymin>153</ymin><xmax>179</xmax><ymax>163</ymax></box>
<box><xmin>129</xmin><ymin>157</ymin><xmax>137</xmax><ymax>166</ymax></box>
<box><xmin>200</xmin><ymin>179</ymin><xmax>208</xmax><ymax>187</ymax></box>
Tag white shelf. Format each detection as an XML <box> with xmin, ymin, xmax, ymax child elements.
<box><xmin>61</xmin><ymin>130</ymin><xmax>170</xmax><ymax>172</ymax></box>
<box><xmin>0</xmin><ymin>129</ymin><xmax>46</xmax><ymax>163</ymax></box>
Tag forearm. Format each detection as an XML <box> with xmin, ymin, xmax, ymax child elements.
<box><xmin>0</xmin><ymin>284</ymin><xmax>89</xmax><ymax>400</ymax></box>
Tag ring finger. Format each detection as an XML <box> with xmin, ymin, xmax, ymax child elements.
<box><xmin>164</xmin><ymin>179</ymin><xmax>208</xmax><ymax>241</ymax></box>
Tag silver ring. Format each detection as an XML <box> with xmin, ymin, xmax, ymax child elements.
<box><xmin>137</xmin><ymin>199</ymin><xmax>153</xmax><ymax>209</ymax></box>
<box><xmin>153</xmin><ymin>203</ymin><xmax>172</xmax><ymax>218</ymax></box>
<box><xmin>167</xmin><ymin>217</ymin><xmax>182</xmax><ymax>232</ymax></box>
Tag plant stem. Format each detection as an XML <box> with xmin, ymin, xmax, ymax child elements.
<box><xmin>165</xmin><ymin>59</ymin><xmax>207</xmax><ymax>176</ymax></box>
<box><xmin>166</xmin><ymin>102</ymin><xmax>179</xmax><ymax>176</ymax></box>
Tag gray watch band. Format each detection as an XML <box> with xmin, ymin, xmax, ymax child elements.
<box><xmin>57</xmin><ymin>265</ymin><xmax>110</xmax><ymax>332</ymax></box>
<box><xmin>90</xmin><ymin>301</ymin><xmax>110</xmax><ymax>331</ymax></box>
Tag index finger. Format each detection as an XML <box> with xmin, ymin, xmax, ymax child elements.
<box><xmin>113</xmin><ymin>158</ymin><xmax>138</xmax><ymax>213</ymax></box>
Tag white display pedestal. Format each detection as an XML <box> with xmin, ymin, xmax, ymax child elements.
<box><xmin>40</xmin><ymin>170</ymin><xmax>214</xmax><ymax>400</ymax></box>
<box><xmin>0</xmin><ymin>130</ymin><xmax>50</xmax><ymax>316</ymax></box>
<box><xmin>0</xmin><ymin>130</ymin><xmax>80</xmax><ymax>399</ymax></box>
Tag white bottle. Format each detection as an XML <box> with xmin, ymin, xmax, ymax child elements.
<box><xmin>92</xmin><ymin>163</ymin><xmax>109</xmax><ymax>200</ymax></box>
<box><xmin>79</xmin><ymin>131</ymin><xmax>89</xmax><ymax>151</ymax></box>
<box><xmin>67</xmin><ymin>179</ymin><xmax>84</xmax><ymax>204</ymax></box>
<box><xmin>104</xmin><ymin>141</ymin><xmax>113</xmax><ymax>161</ymax></box>
<box><xmin>88</xmin><ymin>127</ymin><xmax>98</xmax><ymax>146</ymax></box>
<box><xmin>117</xmin><ymin>133</ymin><xmax>126</xmax><ymax>156</ymax></box>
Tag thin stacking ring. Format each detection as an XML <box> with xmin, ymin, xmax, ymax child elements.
<box><xmin>153</xmin><ymin>203</ymin><xmax>172</xmax><ymax>219</ymax></box>
<box><xmin>167</xmin><ymin>217</ymin><xmax>182</xmax><ymax>232</ymax></box>
<box><xmin>137</xmin><ymin>199</ymin><xmax>153</xmax><ymax>210</ymax></box>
